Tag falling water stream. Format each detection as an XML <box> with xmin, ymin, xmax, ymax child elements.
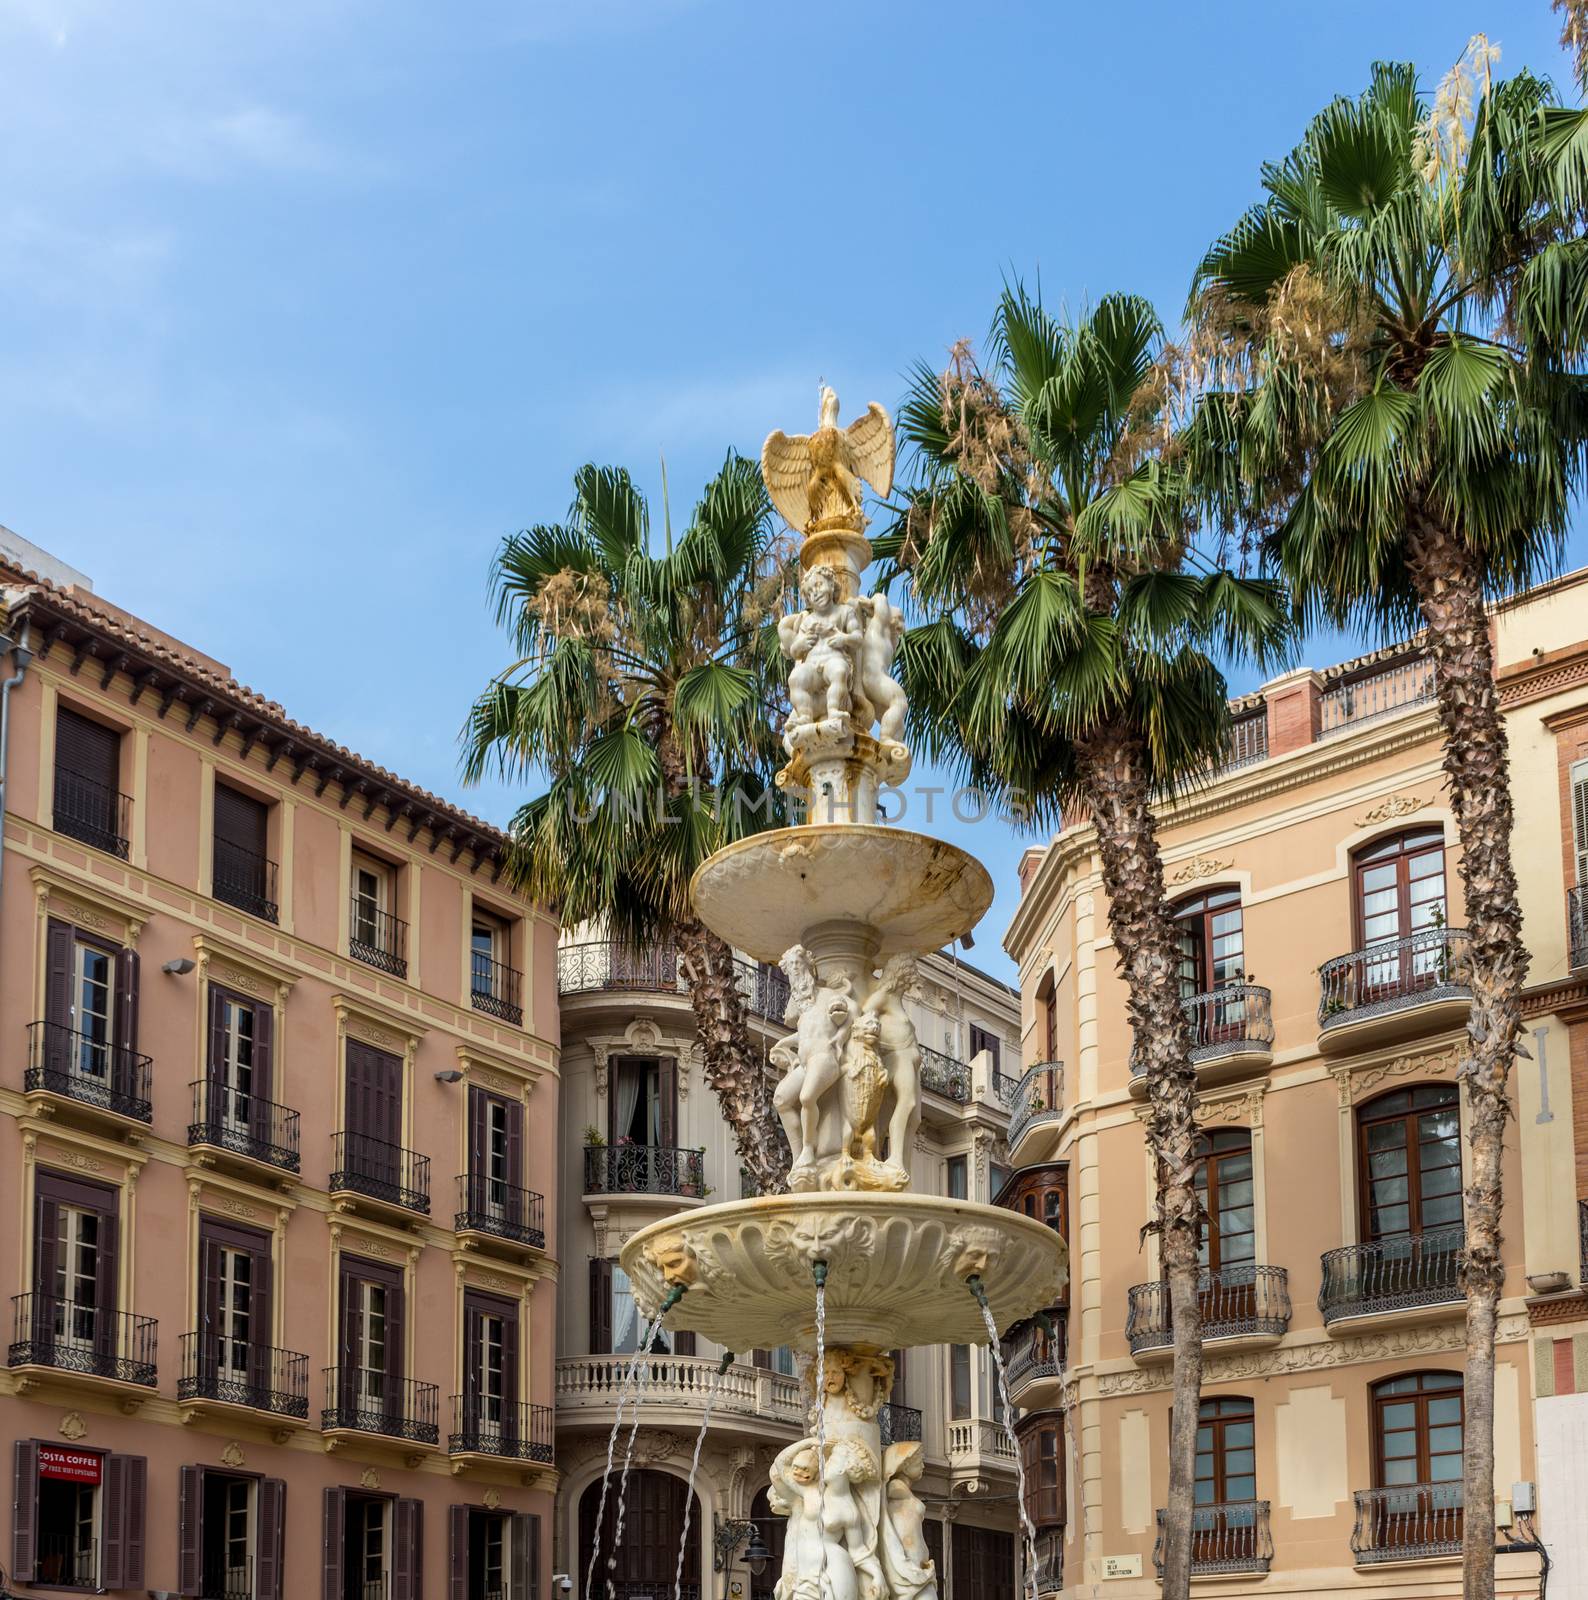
<box><xmin>583</xmin><ymin>1308</ymin><xmax>663</xmax><ymax>1600</ymax></box>
<box><xmin>812</xmin><ymin>1265</ymin><xmax>829</xmax><ymax>1600</ymax></box>
<box><xmin>672</xmin><ymin>1353</ymin><xmax>730</xmax><ymax>1600</ymax></box>
<box><xmin>970</xmin><ymin>1280</ymin><xmax>1040</xmax><ymax>1600</ymax></box>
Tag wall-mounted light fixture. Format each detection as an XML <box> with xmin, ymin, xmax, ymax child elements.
<box><xmin>162</xmin><ymin>958</ymin><xmax>197</xmax><ymax>976</ymax></box>
<box><xmin>434</xmin><ymin>1069</ymin><xmax>464</xmax><ymax>1084</ymax></box>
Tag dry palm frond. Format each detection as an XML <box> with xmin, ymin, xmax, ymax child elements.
<box><xmin>1557</xmin><ymin>0</ymin><xmax>1588</xmax><ymax>92</ymax></box>
<box><xmin>531</xmin><ymin>567</ymin><xmax>616</xmax><ymax>646</ymax></box>
<box><xmin>1414</xmin><ymin>32</ymin><xmax>1502</xmax><ymax>184</ymax></box>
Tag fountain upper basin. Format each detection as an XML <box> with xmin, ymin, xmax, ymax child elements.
<box><xmin>620</xmin><ymin>1192</ymin><xmax>1068</xmax><ymax>1353</ymax></box>
<box><xmin>689</xmin><ymin>825</ymin><xmax>995</xmax><ymax>962</ymax></box>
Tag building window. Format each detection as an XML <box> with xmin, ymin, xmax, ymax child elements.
<box><xmin>1174</xmin><ymin>888</ymin><xmax>1244</xmax><ymax>995</ymax></box>
<box><xmin>213</xmin><ymin>783</ymin><xmax>278</xmax><ymax>922</ymax></box>
<box><xmin>32</xmin><ymin>1170</ymin><xmax>119</xmax><ymax>1361</ymax></box>
<box><xmin>578</xmin><ymin>1473</ymin><xmax>697</xmax><ymax>1600</ymax></box>
<box><xmin>176</xmin><ymin>1467</ymin><xmax>285</xmax><ymax>1600</ymax></box>
<box><xmin>322</xmin><ymin>1492</ymin><xmax>422</xmax><ymax>1600</ymax></box>
<box><xmin>1037</xmin><ymin>973</ymin><xmax>1058</xmax><ymax>1061</ymax></box>
<box><xmin>36</xmin><ymin>918</ymin><xmax>144</xmax><ymax>1116</ymax></box>
<box><xmin>53</xmin><ymin>705</ymin><xmax>128</xmax><ymax>858</ymax></box>
<box><xmin>1368</xmin><ymin>1371</ymin><xmax>1464</xmax><ymax>1551</ymax></box>
<box><xmin>1357</xmin><ymin>1084</ymin><xmax>1461</xmax><ymax>1241</ymax></box>
<box><xmin>946</xmin><ymin>1156</ymin><xmax>968</xmax><ymax>1201</ymax></box>
<box><xmin>950</xmin><ymin>1345</ymin><xmax>972</xmax><ymax>1419</ymax></box>
<box><xmin>969</xmin><ymin>1024</ymin><xmax>1001</xmax><ymax>1072</ymax></box>
<box><xmin>198</xmin><ymin>1218</ymin><xmax>273</xmax><ymax>1393</ymax></box>
<box><xmin>1020</xmin><ymin>1417</ymin><xmax>1064</xmax><ymax>1525</ymax></box>
<box><xmin>951</xmin><ymin>1525</ymin><xmax>1015</xmax><ymax>1600</ymax></box>
<box><xmin>1356</xmin><ymin>828</ymin><xmax>1447</xmax><ymax>946</ymax></box>
<box><xmin>10</xmin><ymin>1444</ymin><xmax>147</xmax><ymax>1590</ymax></box>
<box><xmin>462</xmin><ymin>1291</ymin><xmax>519</xmax><ymax>1444</ymax></box>
<box><xmin>350</xmin><ymin>855</ymin><xmax>407</xmax><ymax>978</ymax></box>
<box><xmin>469</xmin><ymin>912</ymin><xmax>523</xmax><ymax>1024</ymax></box>
<box><xmin>451</xmin><ymin>1507</ymin><xmax>540</xmax><ymax>1600</ymax></box>
<box><xmin>609</xmin><ymin>1056</ymin><xmax>676</xmax><ymax>1148</ymax></box>
<box><xmin>1195</xmin><ymin>1129</ymin><xmax>1255</xmax><ymax>1271</ymax></box>
<box><xmin>1196</xmin><ymin>1396</ymin><xmax>1256</xmax><ymax>1506</ymax></box>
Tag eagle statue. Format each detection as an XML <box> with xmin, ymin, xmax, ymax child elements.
<box><xmin>761</xmin><ymin>386</ymin><xmax>895</xmax><ymax>533</ymax></box>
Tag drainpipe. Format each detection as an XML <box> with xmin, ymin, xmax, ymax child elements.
<box><xmin>0</xmin><ymin>618</ymin><xmax>35</xmax><ymax>943</ymax></box>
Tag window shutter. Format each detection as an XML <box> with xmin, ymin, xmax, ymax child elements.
<box><xmin>752</xmin><ymin>1348</ymin><xmax>770</xmax><ymax>1370</ymax></box>
<box><xmin>393</xmin><ymin>1497</ymin><xmax>423</xmax><ymax>1600</ymax></box>
<box><xmin>45</xmin><ymin>918</ymin><xmax>74</xmax><ymax>1034</ymax></box>
<box><xmin>214</xmin><ymin>783</ymin><xmax>268</xmax><ymax>855</ymax></box>
<box><xmin>257</xmin><ymin>1478</ymin><xmax>286</xmax><ymax>1600</ymax></box>
<box><xmin>674</xmin><ymin>1329</ymin><xmax>697</xmax><ymax>1357</ymax></box>
<box><xmin>206</xmin><ymin>985</ymin><xmax>229</xmax><ymax>1089</ymax></box>
<box><xmin>388</xmin><ymin>1269</ymin><xmax>407</xmax><ymax>1383</ymax></box>
<box><xmin>115</xmin><ymin>945</ymin><xmax>141</xmax><ymax>1057</ymax></box>
<box><xmin>11</xmin><ymin>1439</ymin><xmax>39</xmax><ymax>1582</ymax></box>
<box><xmin>1573</xmin><ymin>761</ymin><xmax>1588</xmax><ymax>883</ymax></box>
<box><xmin>506</xmin><ymin>1096</ymin><xmax>525</xmax><ymax>1191</ymax></box>
<box><xmin>94</xmin><ymin>1203</ymin><xmax>120</xmax><ymax>1364</ymax></box>
<box><xmin>56</xmin><ymin>706</ymin><xmax>119</xmax><ymax>787</ymax></box>
<box><xmin>102</xmin><ymin>1453</ymin><xmax>146</xmax><ymax>1589</ymax></box>
<box><xmin>322</xmin><ymin>1486</ymin><xmax>345</xmax><ymax>1600</ymax></box>
<box><xmin>659</xmin><ymin>1057</ymin><xmax>677</xmax><ymax>1148</ymax></box>
<box><xmin>511</xmin><ymin>1512</ymin><xmax>540</xmax><ymax>1600</ymax></box>
<box><xmin>589</xmin><ymin>1259</ymin><xmax>612</xmax><ymax>1354</ymax></box>
<box><xmin>252</xmin><ymin>998</ymin><xmax>275</xmax><ymax>1103</ymax></box>
<box><xmin>178</xmin><ymin>1463</ymin><xmax>202</xmax><ymax>1595</ymax></box>
<box><xmin>32</xmin><ymin>1194</ymin><xmax>60</xmax><ymax>1300</ymax></box>
<box><xmin>448</xmin><ymin>1504</ymin><xmax>469</xmax><ymax>1600</ymax></box>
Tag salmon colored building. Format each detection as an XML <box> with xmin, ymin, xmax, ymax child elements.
<box><xmin>996</xmin><ymin>569</ymin><xmax>1588</xmax><ymax>1598</ymax></box>
<box><xmin>0</xmin><ymin>538</ymin><xmax>561</xmax><ymax>1600</ymax></box>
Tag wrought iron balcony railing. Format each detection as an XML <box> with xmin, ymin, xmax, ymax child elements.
<box><xmin>349</xmin><ymin>898</ymin><xmax>408</xmax><ymax>978</ymax></box>
<box><xmin>992</xmin><ymin>1069</ymin><xmax>1021</xmax><ymax>1107</ymax></box>
<box><xmin>322</xmin><ymin>1365</ymin><xmax>439</xmax><ymax>1444</ymax></box>
<box><xmin>448</xmin><ymin>1395</ymin><xmax>555</xmax><ymax>1461</ymax></box>
<box><xmin>8</xmin><ymin>1292</ymin><xmax>157</xmax><ymax>1386</ymax></box>
<box><xmin>177</xmin><ymin>1332</ymin><xmax>309</xmax><ymax>1417</ymax></box>
<box><xmin>1571</xmin><ymin>885</ymin><xmax>1588</xmax><ymax>972</ymax></box>
<box><xmin>199</xmin><ymin>1563</ymin><xmax>254</xmax><ymax>1600</ymax></box>
<box><xmin>455</xmin><ymin>1172</ymin><xmax>546</xmax><ymax>1249</ymax></box>
<box><xmin>1153</xmin><ymin>1502</ymin><xmax>1273</xmax><ymax>1577</ymax></box>
<box><xmin>920</xmin><ymin>1045</ymin><xmax>970</xmax><ymax>1102</ymax></box>
<box><xmin>1008</xmin><ymin>1061</ymin><xmax>1064</xmax><ymax>1147</ymax></box>
<box><xmin>583</xmin><ymin>1143</ymin><xmax>706</xmax><ymax>1198</ymax></box>
<box><xmin>1126</xmin><ymin>1265</ymin><xmax>1291</xmax><ymax>1353</ymax></box>
<box><xmin>54</xmin><ymin>765</ymin><xmax>131</xmax><ymax>859</ymax></box>
<box><xmin>1029</xmin><ymin>1534</ymin><xmax>1063</xmax><ymax>1595</ymax></box>
<box><xmin>36</xmin><ymin>1535</ymin><xmax>97</xmax><ymax>1589</ymax></box>
<box><xmin>25</xmin><ymin>1020</ymin><xmax>153</xmax><ymax>1122</ymax></box>
<box><xmin>878</xmin><ymin>1402</ymin><xmax>923</xmax><ymax>1445</ymax></box>
<box><xmin>556</xmin><ymin>940</ymin><xmax>790</xmax><ymax>1023</ymax></box>
<box><xmin>1318</xmin><ymin>1224</ymin><xmax>1463</xmax><ymax>1323</ymax></box>
<box><xmin>330</xmin><ymin>1131</ymin><xmax>431</xmax><ymax>1214</ymax></box>
<box><xmin>1320</xmin><ymin>651</ymin><xmax>1435</xmax><ymax>736</ymax></box>
<box><xmin>213</xmin><ymin>837</ymin><xmax>279</xmax><ymax>923</ymax></box>
<box><xmin>1131</xmin><ymin>987</ymin><xmax>1274</xmax><ymax>1079</ymax></box>
<box><xmin>1219</xmin><ymin>710</ymin><xmax>1269</xmax><ymax>772</ymax></box>
<box><xmin>1318</xmin><ymin>927</ymin><xmax>1471</xmax><ymax>1030</ymax></box>
<box><xmin>188</xmin><ymin>1078</ymin><xmax>300</xmax><ymax>1172</ymax></box>
<box><xmin>1351</xmin><ymin>1483</ymin><xmax>1463</xmax><ymax>1563</ymax></box>
<box><xmin>470</xmin><ymin>954</ymin><xmax>524</xmax><ymax>1025</ymax></box>
<box><xmin>1002</xmin><ymin>1317</ymin><xmax>1066</xmax><ymax>1388</ymax></box>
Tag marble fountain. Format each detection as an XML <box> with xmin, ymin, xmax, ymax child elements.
<box><xmin>593</xmin><ymin>389</ymin><xmax>1069</xmax><ymax>1600</ymax></box>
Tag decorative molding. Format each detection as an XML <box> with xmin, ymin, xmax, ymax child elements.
<box><xmin>332</xmin><ymin>992</ymin><xmax>426</xmax><ymax>1056</ymax></box>
<box><xmin>1526</xmin><ymin>1292</ymin><xmax>1588</xmax><ymax>1327</ymax></box>
<box><xmin>221</xmin><ymin>1441</ymin><xmax>246</xmax><ymax>1468</ymax></box>
<box><xmin>58</xmin><ymin>1411</ymin><xmax>87</xmax><ymax>1441</ymax></box>
<box><xmin>1353</xmin><ymin>793</ymin><xmax>1428</xmax><ymax>828</ymax></box>
<box><xmin>1329</xmin><ymin>1044</ymin><xmax>1461</xmax><ymax>1107</ymax></box>
<box><xmin>360</xmin><ymin>1467</ymin><xmax>382</xmax><ymax>1490</ymax></box>
<box><xmin>483</xmin><ymin>1488</ymin><xmax>502</xmax><ymax>1510</ymax></box>
<box><xmin>28</xmin><ymin>864</ymin><xmax>147</xmax><ymax>943</ymax></box>
<box><xmin>1167</xmin><ymin>856</ymin><xmax>1232</xmax><ymax>886</ymax></box>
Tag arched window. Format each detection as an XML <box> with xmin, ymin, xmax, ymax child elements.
<box><xmin>1195</xmin><ymin>1129</ymin><xmax>1255</xmax><ymax>1272</ymax></box>
<box><xmin>748</xmin><ymin>1486</ymin><xmax>786</xmax><ymax>1600</ymax></box>
<box><xmin>579</xmin><ymin>1471</ymin><xmax>700</xmax><ymax>1600</ymax></box>
<box><xmin>1355</xmin><ymin>828</ymin><xmax>1447</xmax><ymax>945</ymax></box>
<box><xmin>1173</xmin><ymin>887</ymin><xmax>1244</xmax><ymax>996</ymax></box>
<box><xmin>1357</xmin><ymin>1084</ymin><xmax>1461</xmax><ymax>1242</ymax></box>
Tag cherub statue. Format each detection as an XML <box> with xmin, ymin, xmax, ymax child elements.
<box><xmin>772</xmin><ymin>944</ymin><xmax>857</xmax><ymax>1190</ymax></box>
<box><xmin>823</xmin><ymin>1436</ymin><xmax>886</xmax><ymax>1600</ymax></box>
<box><xmin>769</xmin><ymin>1441</ymin><xmax>858</xmax><ymax>1600</ymax></box>
<box><xmin>761</xmin><ymin>387</ymin><xmax>895</xmax><ymax>534</ymax></box>
<box><xmin>879</xmin><ymin>1442</ymin><xmax>938</xmax><ymax>1600</ymax></box>
<box><xmin>854</xmin><ymin>593</ymin><xmax>908</xmax><ymax>746</ymax></box>
<box><xmin>840</xmin><ymin>1014</ymin><xmax>889</xmax><ymax>1171</ymax></box>
<box><xmin>862</xmin><ymin>954</ymin><xmax>923</xmax><ymax>1180</ymax></box>
<box><xmin>778</xmin><ymin>566</ymin><xmax>864</xmax><ymax>743</ymax></box>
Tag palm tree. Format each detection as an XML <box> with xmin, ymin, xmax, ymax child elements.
<box><xmin>463</xmin><ymin>454</ymin><xmax>796</xmax><ymax>1195</ymax></box>
<box><xmin>1187</xmin><ymin>57</ymin><xmax>1588</xmax><ymax>1600</ymax></box>
<box><xmin>879</xmin><ymin>287</ymin><xmax>1291</xmax><ymax>1600</ymax></box>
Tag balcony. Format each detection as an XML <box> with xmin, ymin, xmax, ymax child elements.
<box><xmin>946</xmin><ymin>1417</ymin><xmax>1016</xmax><ymax>1475</ymax></box>
<box><xmin>583</xmin><ymin>1144</ymin><xmax>705</xmax><ymax>1200</ymax></box>
<box><xmin>1153</xmin><ymin>1502</ymin><xmax>1273</xmax><ymax>1578</ymax></box>
<box><xmin>1351</xmin><ymin>1483</ymin><xmax>1462</xmax><ymax>1565</ymax></box>
<box><xmin>322</xmin><ymin>1366</ymin><xmax>440</xmax><ymax>1446</ymax></box>
<box><xmin>35</xmin><ymin>1536</ymin><xmax>97</xmax><ymax>1589</ymax></box>
<box><xmin>1008</xmin><ymin>1061</ymin><xmax>1064</xmax><ymax>1152</ymax></box>
<box><xmin>1002</xmin><ymin>1317</ymin><xmax>1065</xmax><ymax>1407</ymax></box>
<box><xmin>8</xmin><ymin>1293</ymin><xmax>157</xmax><ymax>1390</ymax></box>
<box><xmin>470</xmin><ymin>954</ymin><xmax>524</xmax><ymax>1026</ymax></box>
<box><xmin>188</xmin><ymin>1078</ymin><xmax>300</xmax><ymax>1174</ymax></box>
<box><xmin>455</xmin><ymin>1173</ymin><xmax>546</xmax><ymax>1251</ymax></box>
<box><xmin>920</xmin><ymin>1045</ymin><xmax>970</xmax><ymax>1103</ymax></box>
<box><xmin>53</xmin><ymin>766</ymin><xmax>130</xmax><ymax>859</ymax></box>
<box><xmin>1129</xmin><ymin>986</ymin><xmax>1273</xmax><ymax>1096</ymax></box>
<box><xmin>349</xmin><ymin>898</ymin><xmax>408</xmax><ymax>979</ymax></box>
<box><xmin>213</xmin><ymin>838</ymin><xmax>279</xmax><ymax>924</ymax></box>
<box><xmin>1126</xmin><ymin>1265</ymin><xmax>1290</xmax><ymax>1358</ymax></box>
<box><xmin>177</xmin><ymin>1333</ymin><xmax>309</xmax><ymax>1420</ymax></box>
<box><xmin>878</xmin><ymin>1402</ymin><xmax>923</xmax><ymax>1445</ymax></box>
<box><xmin>555</xmin><ymin>1355</ymin><xmax>805</xmax><ymax>1436</ymax></box>
<box><xmin>556</xmin><ymin>940</ymin><xmax>790</xmax><ymax>1023</ymax></box>
<box><xmin>1320</xmin><ymin>651</ymin><xmax>1434</xmax><ymax>737</ymax></box>
<box><xmin>330</xmin><ymin>1131</ymin><xmax>431</xmax><ymax>1216</ymax></box>
<box><xmin>1319</xmin><ymin>1224</ymin><xmax>1462</xmax><ymax>1330</ymax></box>
<box><xmin>1571</xmin><ymin>886</ymin><xmax>1588</xmax><ymax>972</ymax></box>
<box><xmin>1317</xmin><ymin>928</ymin><xmax>1471</xmax><ymax>1053</ymax></box>
<box><xmin>24</xmin><ymin>1021</ymin><xmax>152</xmax><ymax>1124</ymax></box>
<box><xmin>1030</xmin><ymin>1533</ymin><xmax>1063</xmax><ymax>1595</ymax></box>
<box><xmin>448</xmin><ymin>1396</ymin><xmax>555</xmax><ymax>1463</ymax></box>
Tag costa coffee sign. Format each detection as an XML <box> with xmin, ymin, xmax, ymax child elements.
<box><xmin>38</xmin><ymin>1447</ymin><xmax>101</xmax><ymax>1485</ymax></box>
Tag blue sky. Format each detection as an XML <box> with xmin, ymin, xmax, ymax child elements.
<box><xmin>0</xmin><ymin>0</ymin><xmax>1576</xmax><ymax>984</ymax></box>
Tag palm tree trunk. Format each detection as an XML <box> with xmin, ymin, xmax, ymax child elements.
<box><xmin>673</xmin><ymin>916</ymin><xmax>791</xmax><ymax>1195</ymax></box>
<box><xmin>1077</xmin><ymin>723</ymin><xmax>1204</xmax><ymax>1600</ymax></box>
<box><xmin>1403</xmin><ymin>511</ymin><xmax>1528</xmax><ymax>1600</ymax></box>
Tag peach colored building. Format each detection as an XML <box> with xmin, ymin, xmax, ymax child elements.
<box><xmin>0</xmin><ymin>541</ymin><xmax>561</xmax><ymax>1600</ymax></box>
<box><xmin>997</xmin><ymin>570</ymin><xmax>1588</xmax><ymax>1598</ymax></box>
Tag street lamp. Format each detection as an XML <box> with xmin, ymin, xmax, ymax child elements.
<box><xmin>743</xmin><ymin>1529</ymin><xmax>770</xmax><ymax>1578</ymax></box>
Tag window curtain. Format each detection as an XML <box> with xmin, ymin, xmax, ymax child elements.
<box><xmin>613</xmin><ymin>1063</ymin><xmax>641</xmax><ymax>1147</ymax></box>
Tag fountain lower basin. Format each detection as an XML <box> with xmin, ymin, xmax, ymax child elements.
<box><xmin>620</xmin><ymin>1192</ymin><xmax>1068</xmax><ymax>1352</ymax></box>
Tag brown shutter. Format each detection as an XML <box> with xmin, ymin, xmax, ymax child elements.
<box><xmin>322</xmin><ymin>1486</ymin><xmax>346</xmax><ymax>1600</ymax></box>
<box><xmin>178</xmin><ymin>1463</ymin><xmax>203</xmax><ymax>1594</ymax></box>
<box><xmin>94</xmin><ymin>1203</ymin><xmax>120</xmax><ymax>1364</ymax></box>
<box><xmin>589</xmin><ymin>1259</ymin><xmax>612</xmax><ymax>1354</ymax></box>
<box><xmin>115</xmin><ymin>944</ymin><xmax>141</xmax><ymax>1057</ymax></box>
<box><xmin>659</xmin><ymin>1057</ymin><xmax>677</xmax><ymax>1148</ymax></box>
<box><xmin>11</xmin><ymin>1439</ymin><xmax>38</xmax><ymax>1582</ymax></box>
<box><xmin>674</xmin><ymin>1330</ymin><xmax>697</xmax><ymax>1357</ymax></box>
<box><xmin>56</xmin><ymin>706</ymin><xmax>119</xmax><ymax>787</ymax></box>
<box><xmin>206</xmin><ymin>985</ymin><xmax>229</xmax><ymax>1089</ymax></box>
<box><xmin>393</xmin><ymin>1497</ymin><xmax>423</xmax><ymax>1600</ymax></box>
<box><xmin>387</xmin><ymin>1268</ymin><xmax>407</xmax><ymax>1384</ymax></box>
<box><xmin>752</xmin><ymin>1348</ymin><xmax>770</xmax><ymax>1369</ymax></box>
<box><xmin>45</xmin><ymin>918</ymin><xmax>74</xmax><ymax>1034</ymax></box>
<box><xmin>33</xmin><ymin>1192</ymin><xmax>59</xmax><ymax>1298</ymax></box>
<box><xmin>252</xmin><ymin>998</ymin><xmax>275</xmax><ymax>1102</ymax></box>
<box><xmin>511</xmin><ymin>1512</ymin><xmax>540</xmax><ymax>1600</ymax></box>
<box><xmin>506</xmin><ymin>1096</ymin><xmax>525</xmax><ymax>1191</ymax></box>
<box><xmin>449</xmin><ymin>1504</ymin><xmax>469</xmax><ymax>1600</ymax></box>
<box><xmin>102</xmin><ymin>1453</ymin><xmax>146</xmax><ymax>1589</ymax></box>
<box><xmin>257</xmin><ymin>1478</ymin><xmax>286</xmax><ymax>1600</ymax></box>
<box><xmin>214</xmin><ymin>783</ymin><xmax>268</xmax><ymax>854</ymax></box>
